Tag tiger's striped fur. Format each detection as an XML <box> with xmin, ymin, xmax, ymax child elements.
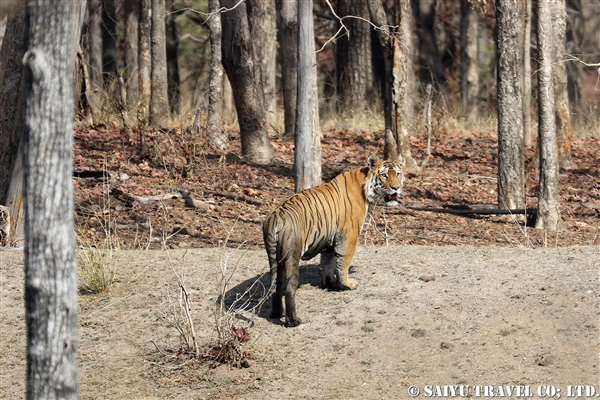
<box><xmin>263</xmin><ymin>155</ymin><xmax>404</xmax><ymax>327</ymax></box>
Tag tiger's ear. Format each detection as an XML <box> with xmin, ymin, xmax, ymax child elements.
<box><xmin>367</xmin><ymin>154</ymin><xmax>379</xmax><ymax>169</ymax></box>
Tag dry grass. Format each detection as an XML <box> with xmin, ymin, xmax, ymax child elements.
<box><xmin>77</xmin><ymin>247</ymin><xmax>115</xmax><ymax>295</ymax></box>
<box><xmin>160</xmin><ymin>229</ymin><xmax>270</xmax><ymax>370</ymax></box>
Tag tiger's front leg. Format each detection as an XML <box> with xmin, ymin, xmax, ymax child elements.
<box><xmin>334</xmin><ymin>236</ymin><xmax>358</xmax><ymax>290</ymax></box>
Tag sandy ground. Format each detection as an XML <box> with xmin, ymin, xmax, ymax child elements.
<box><xmin>1</xmin><ymin>245</ymin><xmax>599</xmax><ymax>399</ymax></box>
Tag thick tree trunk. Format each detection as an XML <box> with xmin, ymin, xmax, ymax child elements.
<box><xmin>124</xmin><ymin>0</ymin><xmax>140</xmax><ymax>110</ymax></box>
<box><xmin>495</xmin><ymin>0</ymin><xmax>525</xmax><ymax>210</ymax></box>
<box><xmin>394</xmin><ymin>0</ymin><xmax>417</xmax><ymax>172</ymax></box>
<box><xmin>221</xmin><ymin>0</ymin><xmax>272</xmax><ymax>165</ymax></box>
<box><xmin>536</xmin><ymin>0</ymin><xmax>563</xmax><ymax>231</ymax></box>
<box><xmin>294</xmin><ymin>0</ymin><xmax>321</xmax><ymax>192</ymax></box>
<box><xmin>205</xmin><ymin>0</ymin><xmax>227</xmax><ymax>151</ymax></box>
<box><xmin>138</xmin><ymin>0</ymin><xmax>152</xmax><ymax>123</ymax></box>
<box><xmin>248</xmin><ymin>0</ymin><xmax>277</xmax><ymax>125</ymax></box>
<box><xmin>165</xmin><ymin>0</ymin><xmax>180</xmax><ymax>114</ymax></box>
<box><xmin>551</xmin><ymin>0</ymin><xmax>574</xmax><ymax>170</ymax></box>
<box><xmin>23</xmin><ymin>1</ymin><xmax>83</xmax><ymax>397</ymax></box>
<box><xmin>414</xmin><ymin>0</ymin><xmax>445</xmax><ymax>91</ymax></box>
<box><xmin>277</xmin><ymin>0</ymin><xmax>298</xmax><ymax>137</ymax></box>
<box><xmin>367</xmin><ymin>0</ymin><xmax>395</xmax><ymax>159</ymax></box>
<box><xmin>150</xmin><ymin>0</ymin><xmax>170</xmax><ymax>126</ymax></box>
<box><xmin>460</xmin><ymin>0</ymin><xmax>479</xmax><ymax>123</ymax></box>
<box><xmin>336</xmin><ymin>0</ymin><xmax>372</xmax><ymax>109</ymax></box>
<box><xmin>0</xmin><ymin>10</ymin><xmax>27</xmax><ymax>206</ymax></box>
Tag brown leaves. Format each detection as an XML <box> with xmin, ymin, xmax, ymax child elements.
<box><xmin>231</xmin><ymin>326</ymin><xmax>250</xmax><ymax>345</ymax></box>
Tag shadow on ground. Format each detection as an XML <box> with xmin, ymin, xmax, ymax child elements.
<box><xmin>221</xmin><ymin>264</ymin><xmax>324</xmax><ymax>324</ymax></box>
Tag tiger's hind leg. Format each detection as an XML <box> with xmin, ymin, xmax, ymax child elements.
<box><xmin>284</xmin><ymin>252</ymin><xmax>302</xmax><ymax>327</ymax></box>
<box><xmin>320</xmin><ymin>251</ymin><xmax>337</xmax><ymax>289</ymax></box>
<box><xmin>270</xmin><ymin>261</ymin><xmax>284</xmax><ymax>319</ymax></box>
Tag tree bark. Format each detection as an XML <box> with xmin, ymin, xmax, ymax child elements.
<box><xmin>460</xmin><ymin>0</ymin><xmax>479</xmax><ymax>123</ymax></box>
<box><xmin>522</xmin><ymin>0</ymin><xmax>532</xmax><ymax>146</ymax></box>
<box><xmin>23</xmin><ymin>0</ymin><xmax>83</xmax><ymax>397</ymax></box>
<box><xmin>138</xmin><ymin>0</ymin><xmax>151</xmax><ymax>123</ymax></box>
<box><xmin>565</xmin><ymin>0</ymin><xmax>584</xmax><ymax>113</ymax></box>
<box><xmin>495</xmin><ymin>0</ymin><xmax>525</xmax><ymax>210</ymax></box>
<box><xmin>205</xmin><ymin>0</ymin><xmax>227</xmax><ymax>151</ymax></box>
<box><xmin>414</xmin><ymin>0</ymin><xmax>445</xmax><ymax>91</ymax></box>
<box><xmin>247</xmin><ymin>0</ymin><xmax>277</xmax><ymax>125</ymax></box>
<box><xmin>294</xmin><ymin>0</ymin><xmax>321</xmax><ymax>192</ymax></box>
<box><xmin>277</xmin><ymin>0</ymin><xmax>298</xmax><ymax>137</ymax></box>
<box><xmin>101</xmin><ymin>0</ymin><xmax>117</xmax><ymax>76</ymax></box>
<box><xmin>551</xmin><ymin>0</ymin><xmax>574</xmax><ymax>170</ymax></box>
<box><xmin>150</xmin><ymin>0</ymin><xmax>170</xmax><ymax>126</ymax></box>
<box><xmin>220</xmin><ymin>0</ymin><xmax>272</xmax><ymax>165</ymax></box>
<box><xmin>124</xmin><ymin>0</ymin><xmax>140</xmax><ymax>110</ymax></box>
<box><xmin>86</xmin><ymin>0</ymin><xmax>103</xmax><ymax>118</ymax></box>
<box><xmin>535</xmin><ymin>0</ymin><xmax>563</xmax><ymax>231</ymax></box>
<box><xmin>0</xmin><ymin>9</ymin><xmax>27</xmax><ymax>206</ymax></box>
<box><xmin>336</xmin><ymin>0</ymin><xmax>372</xmax><ymax>109</ymax></box>
<box><xmin>367</xmin><ymin>0</ymin><xmax>395</xmax><ymax>159</ymax></box>
<box><xmin>165</xmin><ymin>0</ymin><xmax>180</xmax><ymax>114</ymax></box>
<box><xmin>394</xmin><ymin>0</ymin><xmax>417</xmax><ymax>172</ymax></box>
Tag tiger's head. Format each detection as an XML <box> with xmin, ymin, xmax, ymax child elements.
<box><xmin>365</xmin><ymin>154</ymin><xmax>405</xmax><ymax>206</ymax></box>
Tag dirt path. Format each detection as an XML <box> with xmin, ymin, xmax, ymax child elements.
<box><xmin>1</xmin><ymin>245</ymin><xmax>599</xmax><ymax>399</ymax></box>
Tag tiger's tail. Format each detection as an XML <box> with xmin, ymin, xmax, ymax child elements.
<box><xmin>262</xmin><ymin>211</ymin><xmax>281</xmax><ymax>291</ymax></box>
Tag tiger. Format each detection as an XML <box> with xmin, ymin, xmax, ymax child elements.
<box><xmin>262</xmin><ymin>155</ymin><xmax>404</xmax><ymax>327</ymax></box>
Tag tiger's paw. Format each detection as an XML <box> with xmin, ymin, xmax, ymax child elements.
<box><xmin>340</xmin><ymin>278</ymin><xmax>357</xmax><ymax>290</ymax></box>
<box><xmin>284</xmin><ymin>316</ymin><xmax>302</xmax><ymax>328</ymax></box>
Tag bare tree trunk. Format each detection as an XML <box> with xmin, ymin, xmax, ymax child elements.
<box><xmin>551</xmin><ymin>0</ymin><xmax>574</xmax><ymax>170</ymax></box>
<box><xmin>536</xmin><ymin>0</ymin><xmax>563</xmax><ymax>231</ymax></box>
<box><xmin>336</xmin><ymin>0</ymin><xmax>372</xmax><ymax>109</ymax></box>
<box><xmin>310</xmin><ymin>33</ymin><xmax>322</xmax><ymax>188</ymax></box>
<box><xmin>277</xmin><ymin>0</ymin><xmax>298</xmax><ymax>136</ymax></box>
<box><xmin>394</xmin><ymin>0</ymin><xmax>417</xmax><ymax>172</ymax></box>
<box><xmin>101</xmin><ymin>0</ymin><xmax>117</xmax><ymax>76</ymax></box>
<box><xmin>522</xmin><ymin>0</ymin><xmax>532</xmax><ymax>146</ymax></box>
<box><xmin>367</xmin><ymin>0</ymin><xmax>395</xmax><ymax>159</ymax></box>
<box><xmin>221</xmin><ymin>0</ymin><xmax>272</xmax><ymax>165</ymax></box>
<box><xmin>565</xmin><ymin>0</ymin><xmax>584</xmax><ymax>113</ymax></box>
<box><xmin>495</xmin><ymin>0</ymin><xmax>525</xmax><ymax>210</ymax></box>
<box><xmin>23</xmin><ymin>0</ymin><xmax>83</xmax><ymax>397</ymax></box>
<box><xmin>0</xmin><ymin>9</ymin><xmax>27</xmax><ymax>206</ymax></box>
<box><xmin>414</xmin><ymin>0</ymin><xmax>445</xmax><ymax>91</ymax></box>
<box><xmin>461</xmin><ymin>0</ymin><xmax>479</xmax><ymax>123</ymax></box>
<box><xmin>124</xmin><ymin>0</ymin><xmax>139</xmax><ymax>110</ymax></box>
<box><xmin>294</xmin><ymin>0</ymin><xmax>321</xmax><ymax>192</ymax></box>
<box><xmin>165</xmin><ymin>0</ymin><xmax>180</xmax><ymax>114</ymax></box>
<box><xmin>138</xmin><ymin>0</ymin><xmax>151</xmax><ymax>123</ymax></box>
<box><xmin>248</xmin><ymin>0</ymin><xmax>277</xmax><ymax>125</ymax></box>
<box><xmin>150</xmin><ymin>0</ymin><xmax>170</xmax><ymax>126</ymax></box>
<box><xmin>87</xmin><ymin>0</ymin><xmax>103</xmax><ymax>118</ymax></box>
<box><xmin>205</xmin><ymin>0</ymin><xmax>227</xmax><ymax>151</ymax></box>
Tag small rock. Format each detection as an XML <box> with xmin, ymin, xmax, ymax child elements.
<box><xmin>440</xmin><ymin>342</ymin><xmax>455</xmax><ymax>350</ymax></box>
<box><xmin>419</xmin><ymin>275</ymin><xmax>436</xmax><ymax>282</ymax></box>
<box><xmin>411</xmin><ymin>328</ymin><xmax>426</xmax><ymax>338</ymax></box>
<box><xmin>536</xmin><ymin>354</ymin><xmax>557</xmax><ymax>366</ymax></box>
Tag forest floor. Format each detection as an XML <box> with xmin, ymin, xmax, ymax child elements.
<box><xmin>1</xmin><ymin>126</ymin><xmax>599</xmax><ymax>399</ymax></box>
<box><xmin>70</xmin><ymin>125</ymin><xmax>600</xmax><ymax>249</ymax></box>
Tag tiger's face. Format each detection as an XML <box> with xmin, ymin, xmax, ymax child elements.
<box><xmin>366</xmin><ymin>155</ymin><xmax>404</xmax><ymax>206</ymax></box>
